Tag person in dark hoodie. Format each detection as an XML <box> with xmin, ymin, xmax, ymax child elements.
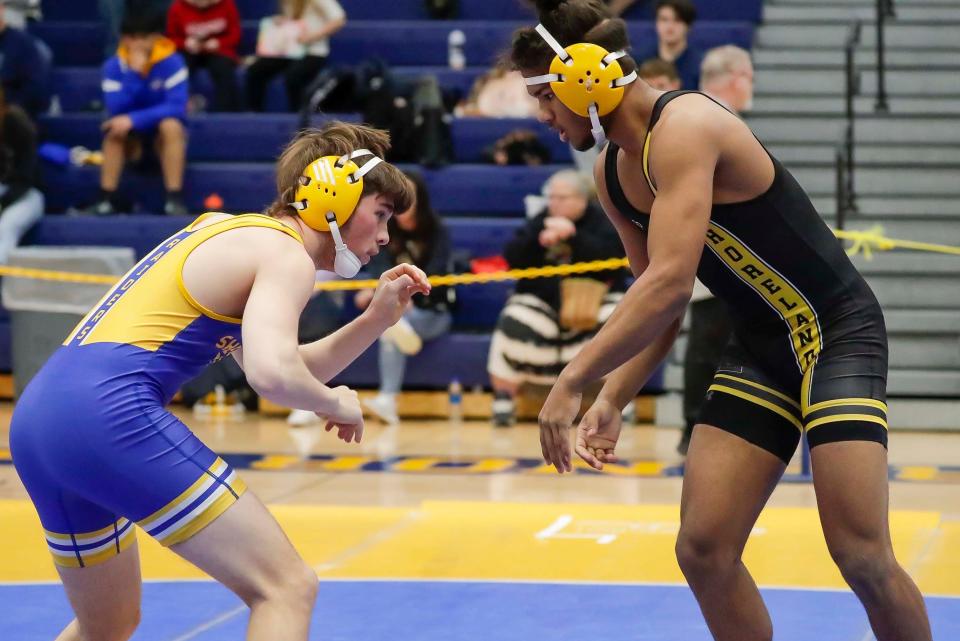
<box><xmin>85</xmin><ymin>9</ymin><xmax>190</xmax><ymax>216</ymax></box>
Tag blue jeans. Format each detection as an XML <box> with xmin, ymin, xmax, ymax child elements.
<box><xmin>378</xmin><ymin>306</ymin><xmax>452</xmax><ymax>395</ymax></box>
<box><xmin>0</xmin><ymin>185</ymin><xmax>44</xmax><ymax>264</ymax></box>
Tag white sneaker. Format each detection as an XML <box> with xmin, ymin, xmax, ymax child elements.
<box><xmin>364</xmin><ymin>394</ymin><xmax>399</xmax><ymax>425</ymax></box>
<box><xmin>381</xmin><ymin>317</ymin><xmax>422</xmax><ymax>355</ymax></box>
<box><xmin>287</xmin><ymin>408</ymin><xmax>320</xmax><ymax>427</ymax></box>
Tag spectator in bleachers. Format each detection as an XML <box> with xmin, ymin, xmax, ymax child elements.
<box><xmin>638</xmin><ymin>58</ymin><xmax>681</xmax><ymax>91</ymax></box>
<box><xmin>0</xmin><ymin>0</ymin><xmax>51</xmax><ymax>117</ymax></box>
<box><xmin>700</xmin><ymin>44</ymin><xmax>754</xmax><ymax>113</ymax></box>
<box><xmin>167</xmin><ymin>0</ymin><xmax>241</xmax><ymax>112</ymax></box>
<box><xmin>100</xmin><ymin>0</ymin><xmax>173</xmax><ymax>60</ymax></box>
<box><xmin>455</xmin><ymin>68</ymin><xmax>538</xmax><ymax>119</ymax></box>
<box><xmin>633</xmin><ymin>0</ymin><xmax>703</xmax><ymax>90</ymax></box>
<box><xmin>85</xmin><ymin>10</ymin><xmax>189</xmax><ymax>216</ymax></box>
<box><xmin>349</xmin><ymin>171</ymin><xmax>453</xmax><ymax>426</ymax></box>
<box><xmin>245</xmin><ymin>0</ymin><xmax>346</xmax><ymax>113</ymax></box>
<box><xmin>487</xmin><ymin>169</ymin><xmax>628</xmax><ymax>427</ymax></box>
<box><xmin>0</xmin><ymin>86</ymin><xmax>42</xmax><ymax>263</ymax></box>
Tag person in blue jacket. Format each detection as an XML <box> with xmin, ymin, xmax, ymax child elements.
<box><xmin>85</xmin><ymin>9</ymin><xmax>190</xmax><ymax>217</ymax></box>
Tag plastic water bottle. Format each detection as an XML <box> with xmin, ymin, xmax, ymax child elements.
<box><xmin>448</xmin><ymin>378</ymin><xmax>463</xmax><ymax>423</ymax></box>
<box><xmin>448</xmin><ymin>29</ymin><xmax>466</xmax><ymax>70</ymax></box>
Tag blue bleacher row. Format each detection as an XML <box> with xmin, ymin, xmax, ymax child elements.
<box><xmin>44</xmin><ymin>0</ymin><xmax>762</xmax><ymax>27</ymax></box>
<box><xmin>40</xmin><ymin>112</ymin><xmax>572</xmax><ymax>164</ymax></box>
<box><xmin>4</xmin><ymin>216</ymin><xmax>665</xmax><ymax>392</ymax></box>
<box><xmin>34</xmin><ymin>20</ymin><xmax>754</xmax><ymax>70</ymax></box>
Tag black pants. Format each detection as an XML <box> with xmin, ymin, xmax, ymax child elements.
<box><xmin>682</xmin><ymin>297</ymin><xmax>734</xmax><ymax>436</ymax></box>
<box><xmin>184</xmin><ymin>52</ymin><xmax>239</xmax><ymax>112</ymax></box>
<box><xmin>244</xmin><ymin>55</ymin><xmax>327</xmax><ymax>112</ymax></box>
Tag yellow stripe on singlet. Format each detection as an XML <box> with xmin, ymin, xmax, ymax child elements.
<box><xmin>803</xmin><ymin>397</ymin><xmax>888</xmax><ymax>417</ymax></box>
<box><xmin>708</xmin><ymin>384</ymin><xmax>803</xmax><ymax>431</ymax></box>
<box><xmin>703</xmin><ymin>222</ymin><xmax>822</xmax><ymax>374</ymax></box>
<box><xmin>713</xmin><ymin>374</ymin><xmax>801</xmax><ymax>411</ymax></box>
<box><xmin>805</xmin><ymin>413</ymin><xmax>889</xmax><ymax>432</ymax></box>
<box><xmin>641</xmin><ymin>132</ymin><xmax>657</xmax><ymax>194</ymax></box>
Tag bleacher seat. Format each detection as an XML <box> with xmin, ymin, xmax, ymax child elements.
<box><xmin>45</xmin><ymin>0</ymin><xmax>760</xmax><ymax>24</ymax></box>
<box><xmin>41</xmin><ymin>162</ymin><xmax>561</xmax><ymax>216</ymax></box>
<box><xmin>40</xmin><ymin>113</ymin><xmax>573</xmax><ymax>164</ymax></box>
<box><xmin>34</xmin><ymin>20</ymin><xmax>754</xmax><ymax>70</ymax></box>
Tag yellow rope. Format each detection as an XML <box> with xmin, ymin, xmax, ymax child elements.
<box><xmin>834</xmin><ymin>226</ymin><xmax>960</xmax><ymax>260</ymax></box>
<box><xmin>0</xmin><ymin>229</ymin><xmax>954</xmax><ymax>289</ymax></box>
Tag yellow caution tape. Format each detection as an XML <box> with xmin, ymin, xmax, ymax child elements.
<box><xmin>0</xmin><ymin>229</ymin><xmax>954</xmax><ymax>289</ymax></box>
<box><xmin>834</xmin><ymin>226</ymin><xmax>960</xmax><ymax>260</ymax></box>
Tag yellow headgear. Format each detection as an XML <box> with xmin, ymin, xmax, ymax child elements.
<box><xmin>289</xmin><ymin>149</ymin><xmax>383</xmax><ymax>232</ymax></box>
<box><xmin>524</xmin><ymin>24</ymin><xmax>637</xmax><ymax>145</ymax></box>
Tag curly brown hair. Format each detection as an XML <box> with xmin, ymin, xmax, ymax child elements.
<box><xmin>266</xmin><ymin>121</ymin><xmax>413</xmax><ymax>219</ymax></box>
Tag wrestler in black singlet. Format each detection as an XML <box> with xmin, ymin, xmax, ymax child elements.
<box><xmin>605</xmin><ymin>90</ymin><xmax>888</xmax><ymax>463</ymax></box>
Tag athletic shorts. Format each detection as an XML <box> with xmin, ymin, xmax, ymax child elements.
<box><xmin>697</xmin><ymin>333</ymin><xmax>889</xmax><ymax>464</ymax></box>
<box><xmin>10</xmin><ymin>376</ymin><xmax>245</xmax><ymax>568</ymax></box>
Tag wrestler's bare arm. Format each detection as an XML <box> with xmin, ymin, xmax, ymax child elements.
<box><xmin>559</xmin><ymin>114</ymin><xmax>721</xmax><ymax>391</ymax></box>
<box><xmin>297</xmin><ymin>264</ymin><xmax>430</xmax><ymax>382</ymax></box>
<box><xmin>589</xmin><ymin>149</ymin><xmax>682</xmax><ymax>410</ymax></box>
<box><xmin>239</xmin><ymin>232</ymin><xmax>344</xmax><ymax>415</ymax></box>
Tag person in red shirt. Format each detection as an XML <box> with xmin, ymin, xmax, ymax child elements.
<box><xmin>167</xmin><ymin>0</ymin><xmax>241</xmax><ymax>112</ymax></box>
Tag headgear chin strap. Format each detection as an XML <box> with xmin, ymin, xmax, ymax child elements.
<box><xmin>289</xmin><ymin>149</ymin><xmax>383</xmax><ymax>278</ymax></box>
<box><xmin>524</xmin><ymin>23</ymin><xmax>637</xmax><ymax>146</ymax></box>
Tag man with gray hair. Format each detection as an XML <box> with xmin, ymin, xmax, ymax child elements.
<box><xmin>700</xmin><ymin>45</ymin><xmax>754</xmax><ymax>115</ymax></box>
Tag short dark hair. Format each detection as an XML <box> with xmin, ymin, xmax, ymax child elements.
<box><xmin>655</xmin><ymin>0</ymin><xmax>697</xmax><ymax>26</ymax></box>
<box><xmin>120</xmin><ymin>9</ymin><xmax>165</xmax><ymax>36</ymax></box>
<box><xmin>508</xmin><ymin>0</ymin><xmax>636</xmax><ymax>76</ymax></box>
<box><xmin>638</xmin><ymin>58</ymin><xmax>679</xmax><ymax>81</ymax></box>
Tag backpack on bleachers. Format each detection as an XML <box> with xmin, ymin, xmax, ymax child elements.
<box><xmin>424</xmin><ymin>0</ymin><xmax>459</xmax><ymax>19</ymax></box>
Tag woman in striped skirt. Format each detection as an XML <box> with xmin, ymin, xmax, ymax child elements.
<box><xmin>488</xmin><ymin>169</ymin><xmax>628</xmax><ymax>426</ymax></box>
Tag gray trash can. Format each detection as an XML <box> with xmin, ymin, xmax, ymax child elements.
<box><xmin>2</xmin><ymin>246</ymin><xmax>135</xmax><ymax>397</ymax></box>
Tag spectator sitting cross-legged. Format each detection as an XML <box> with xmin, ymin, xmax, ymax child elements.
<box><xmin>84</xmin><ymin>9</ymin><xmax>190</xmax><ymax>217</ymax></box>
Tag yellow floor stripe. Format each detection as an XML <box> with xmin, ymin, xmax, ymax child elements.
<box><xmin>391</xmin><ymin>458</ymin><xmax>443</xmax><ymax>472</ymax></box>
<box><xmin>465</xmin><ymin>459</ymin><xmax>517</xmax><ymax>473</ymax></box>
<box><xmin>315</xmin><ymin>456</ymin><xmax>372</xmax><ymax>471</ymax></box>
<box><xmin>1</xmin><ymin>499</ymin><xmax>953</xmax><ymax>595</ymax></box>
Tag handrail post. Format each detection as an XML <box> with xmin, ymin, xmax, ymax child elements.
<box><xmin>835</xmin><ymin>145</ymin><xmax>847</xmax><ymax>231</ymax></box>
<box><xmin>875</xmin><ymin>0</ymin><xmax>890</xmax><ymax>112</ymax></box>
<box><xmin>844</xmin><ymin>22</ymin><xmax>861</xmax><ymax>213</ymax></box>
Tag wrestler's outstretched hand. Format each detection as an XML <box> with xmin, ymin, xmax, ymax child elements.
<box><xmin>322</xmin><ymin>385</ymin><xmax>364</xmax><ymax>443</ymax></box>
<box><xmin>575</xmin><ymin>399</ymin><xmax>622</xmax><ymax>470</ymax></box>
<box><xmin>367</xmin><ymin>263</ymin><xmax>431</xmax><ymax>327</ymax></box>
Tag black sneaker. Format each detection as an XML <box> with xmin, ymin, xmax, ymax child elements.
<box><xmin>81</xmin><ymin>198</ymin><xmax>117</xmax><ymax>216</ymax></box>
<box><xmin>164</xmin><ymin>196</ymin><xmax>189</xmax><ymax>216</ymax></box>
<box><xmin>492</xmin><ymin>395</ymin><xmax>515</xmax><ymax>428</ymax></box>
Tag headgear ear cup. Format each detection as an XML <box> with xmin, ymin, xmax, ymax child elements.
<box><xmin>289</xmin><ymin>150</ymin><xmax>384</xmax><ymax>278</ymax></box>
<box><xmin>327</xmin><ymin>214</ymin><xmax>363</xmax><ymax>278</ymax></box>
<box><xmin>523</xmin><ymin>23</ymin><xmax>637</xmax><ymax>145</ymax></box>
